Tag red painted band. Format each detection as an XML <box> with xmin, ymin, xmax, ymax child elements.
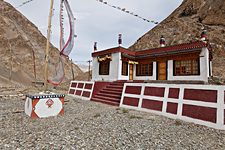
<box><xmin>168</xmin><ymin>88</ymin><xmax>180</xmax><ymax>99</ymax></box>
<box><xmin>144</xmin><ymin>87</ymin><xmax>165</xmax><ymax>97</ymax></box>
<box><xmin>182</xmin><ymin>104</ymin><xmax>216</xmax><ymax>123</ymax></box>
<box><xmin>184</xmin><ymin>89</ymin><xmax>217</xmax><ymax>103</ymax></box>
<box><xmin>71</xmin><ymin>83</ymin><xmax>77</xmax><ymax>88</ymax></box>
<box><xmin>123</xmin><ymin>97</ymin><xmax>139</xmax><ymax>107</ymax></box>
<box><xmin>84</xmin><ymin>84</ymin><xmax>93</xmax><ymax>90</ymax></box>
<box><xmin>166</xmin><ymin>102</ymin><xmax>178</xmax><ymax>114</ymax></box>
<box><xmin>125</xmin><ymin>86</ymin><xmax>142</xmax><ymax>95</ymax></box>
<box><xmin>69</xmin><ymin>89</ymin><xmax>75</xmax><ymax>94</ymax></box>
<box><xmin>142</xmin><ymin>99</ymin><xmax>163</xmax><ymax>111</ymax></box>
<box><xmin>75</xmin><ymin>90</ymin><xmax>82</xmax><ymax>96</ymax></box>
<box><xmin>82</xmin><ymin>91</ymin><xmax>91</xmax><ymax>98</ymax></box>
<box><xmin>78</xmin><ymin>83</ymin><xmax>84</xmax><ymax>88</ymax></box>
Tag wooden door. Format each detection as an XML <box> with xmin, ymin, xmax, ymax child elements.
<box><xmin>129</xmin><ymin>64</ymin><xmax>133</xmax><ymax>80</ymax></box>
<box><xmin>158</xmin><ymin>61</ymin><xmax>167</xmax><ymax>80</ymax></box>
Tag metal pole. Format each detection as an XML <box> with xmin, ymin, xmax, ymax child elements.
<box><xmin>44</xmin><ymin>0</ymin><xmax>54</xmax><ymax>92</ymax></box>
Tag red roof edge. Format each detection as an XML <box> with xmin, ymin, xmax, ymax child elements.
<box><xmin>92</xmin><ymin>41</ymin><xmax>211</xmax><ymax>58</ymax></box>
<box><xmin>92</xmin><ymin>46</ymin><xmax>135</xmax><ymax>57</ymax></box>
<box><xmin>136</xmin><ymin>41</ymin><xmax>209</xmax><ymax>55</ymax></box>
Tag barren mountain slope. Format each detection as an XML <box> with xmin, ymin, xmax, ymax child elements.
<box><xmin>0</xmin><ymin>0</ymin><xmax>83</xmax><ymax>86</ymax></box>
<box><xmin>130</xmin><ymin>0</ymin><xmax>225</xmax><ymax>78</ymax></box>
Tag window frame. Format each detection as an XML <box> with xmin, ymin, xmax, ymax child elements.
<box><xmin>121</xmin><ymin>61</ymin><xmax>128</xmax><ymax>76</ymax></box>
<box><xmin>136</xmin><ymin>62</ymin><xmax>153</xmax><ymax>76</ymax></box>
<box><xmin>173</xmin><ymin>58</ymin><xmax>200</xmax><ymax>76</ymax></box>
<box><xmin>99</xmin><ymin>60</ymin><xmax>110</xmax><ymax>75</ymax></box>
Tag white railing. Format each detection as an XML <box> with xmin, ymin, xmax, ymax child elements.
<box><xmin>68</xmin><ymin>81</ymin><xmax>95</xmax><ymax>100</ymax></box>
<box><xmin>120</xmin><ymin>83</ymin><xmax>225</xmax><ymax>130</ymax></box>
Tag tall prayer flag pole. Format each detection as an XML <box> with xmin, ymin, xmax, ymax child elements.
<box><xmin>44</xmin><ymin>0</ymin><xmax>54</xmax><ymax>91</ymax></box>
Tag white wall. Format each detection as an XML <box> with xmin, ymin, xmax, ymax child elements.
<box><xmin>210</xmin><ymin>61</ymin><xmax>213</xmax><ymax>77</ymax></box>
<box><xmin>25</xmin><ymin>97</ymin><xmax>32</xmax><ymax>117</ymax></box>
<box><xmin>92</xmin><ymin>52</ymin><xmax>121</xmax><ymax>81</ymax></box>
<box><xmin>117</xmin><ymin>52</ymin><xmax>129</xmax><ymax>80</ymax></box>
<box><xmin>133</xmin><ymin>62</ymin><xmax>157</xmax><ymax>80</ymax></box>
<box><xmin>168</xmin><ymin>48</ymin><xmax>210</xmax><ymax>82</ymax></box>
<box><xmin>92</xmin><ymin>48</ymin><xmax>210</xmax><ymax>82</ymax></box>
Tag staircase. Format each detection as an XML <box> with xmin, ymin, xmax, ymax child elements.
<box><xmin>91</xmin><ymin>80</ymin><xmax>126</xmax><ymax>106</ymax></box>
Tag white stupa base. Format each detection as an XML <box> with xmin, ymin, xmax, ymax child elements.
<box><xmin>25</xmin><ymin>94</ymin><xmax>65</xmax><ymax>118</ymax></box>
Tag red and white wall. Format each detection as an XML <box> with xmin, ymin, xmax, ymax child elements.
<box><xmin>68</xmin><ymin>81</ymin><xmax>95</xmax><ymax>100</ymax></box>
<box><xmin>120</xmin><ymin>83</ymin><xmax>225</xmax><ymax>130</ymax></box>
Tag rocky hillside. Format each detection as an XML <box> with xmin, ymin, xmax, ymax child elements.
<box><xmin>0</xmin><ymin>0</ymin><xmax>83</xmax><ymax>86</ymax></box>
<box><xmin>130</xmin><ymin>0</ymin><xmax>225</xmax><ymax>78</ymax></box>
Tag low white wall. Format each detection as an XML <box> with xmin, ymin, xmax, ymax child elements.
<box><xmin>120</xmin><ymin>83</ymin><xmax>225</xmax><ymax>130</ymax></box>
<box><xmin>168</xmin><ymin>48</ymin><xmax>209</xmax><ymax>82</ymax></box>
<box><xmin>68</xmin><ymin>81</ymin><xmax>95</xmax><ymax>100</ymax></box>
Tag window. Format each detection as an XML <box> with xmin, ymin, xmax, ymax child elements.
<box><xmin>174</xmin><ymin>59</ymin><xmax>199</xmax><ymax>76</ymax></box>
<box><xmin>136</xmin><ymin>63</ymin><xmax>153</xmax><ymax>76</ymax></box>
<box><xmin>99</xmin><ymin>61</ymin><xmax>110</xmax><ymax>75</ymax></box>
<box><xmin>122</xmin><ymin>61</ymin><xmax>128</xmax><ymax>76</ymax></box>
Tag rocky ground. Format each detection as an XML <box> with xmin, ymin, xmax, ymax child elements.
<box><xmin>1</xmin><ymin>90</ymin><xmax>225</xmax><ymax>150</ymax></box>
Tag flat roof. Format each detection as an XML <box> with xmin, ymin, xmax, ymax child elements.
<box><xmin>92</xmin><ymin>41</ymin><xmax>210</xmax><ymax>58</ymax></box>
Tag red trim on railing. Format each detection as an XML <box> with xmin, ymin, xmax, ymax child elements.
<box><xmin>168</xmin><ymin>88</ymin><xmax>180</xmax><ymax>99</ymax></box>
<box><xmin>75</xmin><ymin>90</ymin><xmax>82</xmax><ymax>96</ymax></box>
<box><xmin>78</xmin><ymin>83</ymin><xmax>84</xmax><ymax>88</ymax></box>
<box><xmin>82</xmin><ymin>91</ymin><xmax>91</xmax><ymax>98</ymax></box>
<box><xmin>142</xmin><ymin>99</ymin><xmax>163</xmax><ymax>111</ymax></box>
<box><xmin>69</xmin><ymin>89</ymin><xmax>75</xmax><ymax>94</ymax></box>
<box><xmin>125</xmin><ymin>86</ymin><xmax>142</xmax><ymax>95</ymax></box>
<box><xmin>166</xmin><ymin>102</ymin><xmax>178</xmax><ymax>114</ymax></box>
<box><xmin>123</xmin><ymin>97</ymin><xmax>139</xmax><ymax>107</ymax></box>
<box><xmin>144</xmin><ymin>87</ymin><xmax>165</xmax><ymax>97</ymax></box>
<box><xmin>71</xmin><ymin>83</ymin><xmax>77</xmax><ymax>88</ymax></box>
<box><xmin>184</xmin><ymin>89</ymin><xmax>217</xmax><ymax>103</ymax></box>
<box><xmin>182</xmin><ymin>104</ymin><xmax>217</xmax><ymax>123</ymax></box>
<box><xmin>84</xmin><ymin>84</ymin><xmax>93</xmax><ymax>90</ymax></box>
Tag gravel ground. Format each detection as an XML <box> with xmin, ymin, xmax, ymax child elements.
<box><xmin>1</xmin><ymin>95</ymin><xmax>225</xmax><ymax>150</ymax></box>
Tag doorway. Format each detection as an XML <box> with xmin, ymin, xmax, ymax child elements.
<box><xmin>129</xmin><ymin>64</ymin><xmax>133</xmax><ymax>80</ymax></box>
<box><xmin>158</xmin><ymin>61</ymin><xmax>167</xmax><ymax>80</ymax></box>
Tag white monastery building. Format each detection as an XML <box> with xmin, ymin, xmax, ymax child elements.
<box><xmin>68</xmin><ymin>31</ymin><xmax>225</xmax><ymax>130</ymax></box>
<box><xmin>92</xmin><ymin>32</ymin><xmax>212</xmax><ymax>83</ymax></box>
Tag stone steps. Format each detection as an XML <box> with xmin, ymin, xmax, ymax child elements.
<box><xmin>91</xmin><ymin>81</ymin><xmax>125</xmax><ymax>106</ymax></box>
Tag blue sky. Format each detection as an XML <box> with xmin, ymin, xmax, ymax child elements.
<box><xmin>6</xmin><ymin>0</ymin><xmax>183</xmax><ymax>65</ymax></box>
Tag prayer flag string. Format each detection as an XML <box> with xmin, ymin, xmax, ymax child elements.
<box><xmin>16</xmin><ymin>0</ymin><xmax>35</xmax><ymax>9</ymax></box>
<box><xmin>95</xmin><ymin>0</ymin><xmax>159</xmax><ymax>24</ymax></box>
